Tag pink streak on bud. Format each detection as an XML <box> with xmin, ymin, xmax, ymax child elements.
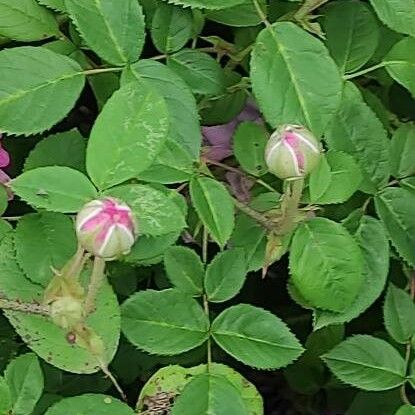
<box><xmin>283</xmin><ymin>131</ymin><xmax>305</xmax><ymax>171</ymax></box>
<box><xmin>80</xmin><ymin>198</ymin><xmax>135</xmax><ymax>243</ymax></box>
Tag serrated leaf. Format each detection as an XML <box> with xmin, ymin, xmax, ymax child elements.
<box><xmin>172</xmin><ymin>373</ymin><xmax>249</xmax><ymax>415</ymax></box>
<box><xmin>325</xmin><ymin>82</ymin><xmax>390</xmax><ymax>192</ymax></box>
<box><xmin>323</xmin><ymin>335</ymin><xmax>406</xmax><ymax>391</ymax></box>
<box><xmin>211</xmin><ymin>304</ymin><xmax>304</xmax><ymax>369</ymax></box>
<box><xmin>37</xmin><ymin>0</ymin><xmax>66</xmax><ymax>12</ymax></box>
<box><xmin>11</xmin><ymin>166</ymin><xmax>97</xmax><ymax>213</ymax></box>
<box><xmin>233</xmin><ymin>122</ymin><xmax>268</xmax><ymax>177</ymax></box>
<box><xmin>375</xmin><ymin>187</ymin><xmax>415</xmax><ymax>267</ymax></box>
<box><xmin>24</xmin><ymin>130</ymin><xmax>86</xmax><ymax>173</ymax></box>
<box><xmin>384</xmin><ymin>37</ymin><xmax>415</xmax><ymax>97</ymax></box>
<box><xmin>151</xmin><ymin>2</ymin><xmax>193</xmax><ymax>53</ymax></box>
<box><xmin>121</xmin><ymin>289</ymin><xmax>209</xmax><ymax>356</ymax></box>
<box><xmin>395</xmin><ymin>405</ymin><xmax>415</xmax><ymax>415</ymax></box>
<box><xmin>250</xmin><ymin>21</ymin><xmax>342</xmax><ymax>136</ymax></box>
<box><xmin>167</xmin><ymin>49</ymin><xmax>225</xmax><ymax>95</ymax></box>
<box><xmin>290</xmin><ymin>217</ymin><xmax>364</xmax><ymax>312</ymax></box>
<box><xmin>0</xmin><ymin>0</ymin><xmax>59</xmax><ymax>41</ymax></box>
<box><xmin>86</xmin><ymin>81</ymin><xmax>169</xmax><ymax>190</ymax></box>
<box><xmin>137</xmin><ymin>363</ymin><xmax>263</xmax><ymax>415</ymax></box>
<box><xmin>44</xmin><ymin>394</ymin><xmax>135</xmax><ymax>415</ymax></box>
<box><xmin>0</xmin><ymin>47</ymin><xmax>85</xmax><ymax>136</ymax></box>
<box><xmin>206</xmin><ymin>0</ymin><xmax>265</xmax><ymax>27</ymax></box>
<box><xmin>369</xmin><ymin>0</ymin><xmax>415</xmax><ymax>37</ymax></box>
<box><xmin>0</xmin><ymin>376</ymin><xmax>12</xmax><ymax>415</ymax></box>
<box><xmin>322</xmin><ymin>0</ymin><xmax>379</xmax><ymax>74</ymax></box>
<box><xmin>190</xmin><ymin>177</ymin><xmax>235</xmax><ymax>248</ymax></box>
<box><xmin>205</xmin><ymin>249</ymin><xmax>247</xmax><ymax>303</ymax></box>
<box><xmin>15</xmin><ymin>212</ymin><xmax>77</xmax><ymax>287</ymax></box>
<box><xmin>390</xmin><ymin>123</ymin><xmax>415</xmax><ymax>178</ymax></box>
<box><xmin>123</xmin><ymin>59</ymin><xmax>201</xmax><ymax>159</ymax></box>
<box><xmin>164</xmin><ymin>246</ymin><xmax>204</xmax><ymax>296</ymax></box>
<box><xmin>5</xmin><ymin>353</ymin><xmax>44</xmax><ymax>415</ymax></box>
<box><xmin>309</xmin><ymin>151</ymin><xmax>363</xmax><ymax>204</ymax></box>
<box><xmin>384</xmin><ymin>284</ymin><xmax>415</xmax><ymax>344</ymax></box>
<box><xmin>105</xmin><ymin>184</ymin><xmax>186</xmax><ymax>236</ymax></box>
<box><xmin>160</xmin><ymin>0</ymin><xmax>246</xmax><ymax>10</ymax></box>
<box><xmin>65</xmin><ymin>0</ymin><xmax>145</xmax><ymax>65</ymax></box>
<box><xmin>314</xmin><ymin>216</ymin><xmax>390</xmax><ymax>329</ymax></box>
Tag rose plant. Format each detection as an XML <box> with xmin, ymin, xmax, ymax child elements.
<box><xmin>0</xmin><ymin>0</ymin><xmax>414</xmax><ymax>414</ymax></box>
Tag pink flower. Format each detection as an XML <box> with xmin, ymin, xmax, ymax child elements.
<box><xmin>202</xmin><ymin>100</ymin><xmax>263</xmax><ymax>162</ymax></box>
<box><xmin>76</xmin><ymin>198</ymin><xmax>138</xmax><ymax>260</ymax></box>
<box><xmin>0</xmin><ymin>134</ymin><xmax>12</xmax><ymax>200</ymax></box>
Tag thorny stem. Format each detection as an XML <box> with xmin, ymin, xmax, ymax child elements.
<box><xmin>0</xmin><ymin>299</ymin><xmax>50</xmax><ymax>316</ymax></box>
<box><xmin>343</xmin><ymin>62</ymin><xmax>386</xmax><ymax>80</ymax></box>
<box><xmin>252</xmin><ymin>0</ymin><xmax>273</xmax><ymax>29</ymax></box>
<box><xmin>232</xmin><ymin>197</ymin><xmax>274</xmax><ymax>232</ymax></box>
<box><xmin>401</xmin><ymin>272</ymin><xmax>415</xmax><ymax>406</ymax></box>
<box><xmin>84</xmin><ymin>257</ymin><xmax>106</xmax><ymax>316</ymax></box>
<box><xmin>277</xmin><ymin>178</ymin><xmax>304</xmax><ymax>235</ymax></box>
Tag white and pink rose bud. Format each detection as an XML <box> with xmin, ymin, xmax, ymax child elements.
<box><xmin>76</xmin><ymin>197</ymin><xmax>137</xmax><ymax>260</ymax></box>
<box><xmin>265</xmin><ymin>125</ymin><xmax>322</xmax><ymax>179</ymax></box>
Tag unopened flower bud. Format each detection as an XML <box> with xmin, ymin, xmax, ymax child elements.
<box><xmin>265</xmin><ymin>125</ymin><xmax>322</xmax><ymax>179</ymax></box>
<box><xmin>50</xmin><ymin>296</ymin><xmax>84</xmax><ymax>329</ymax></box>
<box><xmin>76</xmin><ymin>198</ymin><xmax>137</xmax><ymax>260</ymax></box>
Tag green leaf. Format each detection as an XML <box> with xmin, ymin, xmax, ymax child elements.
<box><xmin>44</xmin><ymin>394</ymin><xmax>135</xmax><ymax>415</ymax></box>
<box><xmin>322</xmin><ymin>0</ymin><xmax>379</xmax><ymax>74</ymax></box>
<box><xmin>164</xmin><ymin>246</ymin><xmax>204</xmax><ymax>296</ymax></box>
<box><xmin>105</xmin><ymin>184</ymin><xmax>186</xmax><ymax>236</ymax></box>
<box><xmin>205</xmin><ymin>249</ymin><xmax>247</xmax><ymax>303</ymax></box>
<box><xmin>11</xmin><ymin>166</ymin><xmax>98</xmax><ymax>213</ymax></box>
<box><xmin>250</xmin><ymin>21</ymin><xmax>342</xmax><ymax>136</ymax></box>
<box><xmin>375</xmin><ymin>187</ymin><xmax>415</xmax><ymax>267</ymax></box>
<box><xmin>5</xmin><ymin>353</ymin><xmax>44</xmax><ymax>415</ymax></box>
<box><xmin>308</xmin><ymin>151</ymin><xmax>363</xmax><ymax>204</ymax></box>
<box><xmin>37</xmin><ymin>0</ymin><xmax>66</xmax><ymax>12</ymax></box>
<box><xmin>384</xmin><ymin>283</ymin><xmax>415</xmax><ymax>344</ymax></box>
<box><xmin>233</xmin><ymin>122</ymin><xmax>268</xmax><ymax>177</ymax></box>
<box><xmin>160</xmin><ymin>0</ymin><xmax>246</xmax><ymax>10</ymax></box>
<box><xmin>0</xmin><ymin>376</ymin><xmax>12</xmax><ymax>415</ymax></box>
<box><xmin>121</xmin><ymin>289</ymin><xmax>209</xmax><ymax>355</ymax></box>
<box><xmin>24</xmin><ymin>130</ymin><xmax>86</xmax><ymax>173</ymax></box>
<box><xmin>15</xmin><ymin>212</ymin><xmax>77</xmax><ymax>287</ymax></box>
<box><xmin>0</xmin><ymin>0</ymin><xmax>59</xmax><ymax>41</ymax></box>
<box><xmin>172</xmin><ymin>373</ymin><xmax>249</xmax><ymax>415</ymax></box>
<box><xmin>385</xmin><ymin>37</ymin><xmax>415</xmax><ymax>97</ymax></box>
<box><xmin>168</xmin><ymin>49</ymin><xmax>225</xmax><ymax>95</ymax></box>
<box><xmin>323</xmin><ymin>335</ymin><xmax>406</xmax><ymax>391</ymax></box>
<box><xmin>325</xmin><ymin>82</ymin><xmax>390</xmax><ymax>192</ymax></box>
<box><xmin>151</xmin><ymin>3</ymin><xmax>193</xmax><ymax>53</ymax></box>
<box><xmin>123</xmin><ymin>59</ymin><xmax>201</xmax><ymax>158</ymax></box>
<box><xmin>395</xmin><ymin>406</ymin><xmax>415</xmax><ymax>415</ymax></box>
<box><xmin>390</xmin><ymin>123</ymin><xmax>415</xmax><ymax>178</ymax></box>
<box><xmin>190</xmin><ymin>177</ymin><xmax>235</xmax><ymax>248</ymax></box>
<box><xmin>314</xmin><ymin>216</ymin><xmax>390</xmax><ymax>329</ymax></box>
<box><xmin>289</xmin><ymin>217</ymin><xmax>364</xmax><ymax>312</ymax></box>
<box><xmin>137</xmin><ymin>363</ymin><xmax>263</xmax><ymax>415</ymax></box>
<box><xmin>65</xmin><ymin>0</ymin><xmax>145</xmax><ymax>65</ymax></box>
<box><xmin>206</xmin><ymin>0</ymin><xmax>266</xmax><ymax>27</ymax></box>
<box><xmin>86</xmin><ymin>81</ymin><xmax>169</xmax><ymax>190</ymax></box>
<box><xmin>0</xmin><ymin>47</ymin><xmax>85</xmax><ymax>136</ymax></box>
<box><xmin>369</xmin><ymin>0</ymin><xmax>415</xmax><ymax>37</ymax></box>
<box><xmin>211</xmin><ymin>304</ymin><xmax>304</xmax><ymax>369</ymax></box>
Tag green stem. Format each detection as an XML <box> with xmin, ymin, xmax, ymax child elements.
<box><xmin>232</xmin><ymin>197</ymin><xmax>274</xmax><ymax>232</ymax></box>
<box><xmin>202</xmin><ymin>228</ymin><xmax>212</xmax><ymax>370</ymax></box>
<box><xmin>252</xmin><ymin>0</ymin><xmax>272</xmax><ymax>29</ymax></box>
<box><xmin>0</xmin><ymin>299</ymin><xmax>50</xmax><ymax>316</ymax></box>
<box><xmin>277</xmin><ymin>178</ymin><xmax>304</xmax><ymax>235</ymax></box>
<box><xmin>343</xmin><ymin>62</ymin><xmax>386</xmax><ymax>80</ymax></box>
<box><xmin>83</xmin><ymin>67</ymin><xmax>123</xmax><ymax>76</ymax></box>
<box><xmin>97</xmin><ymin>358</ymin><xmax>127</xmax><ymax>401</ymax></box>
<box><xmin>84</xmin><ymin>257</ymin><xmax>106</xmax><ymax>316</ymax></box>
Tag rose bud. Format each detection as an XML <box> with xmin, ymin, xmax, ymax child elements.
<box><xmin>76</xmin><ymin>197</ymin><xmax>137</xmax><ymax>260</ymax></box>
<box><xmin>265</xmin><ymin>124</ymin><xmax>322</xmax><ymax>179</ymax></box>
<box><xmin>50</xmin><ymin>296</ymin><xmax>84</xmax><ymax>329</ymax></box>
